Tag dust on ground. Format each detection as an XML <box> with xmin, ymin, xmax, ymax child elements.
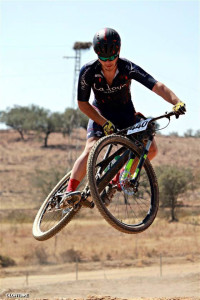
<box><xmin>1</xmin><ymin>260</ymin><xmax>199</xmax><ymax>300</ymax></box>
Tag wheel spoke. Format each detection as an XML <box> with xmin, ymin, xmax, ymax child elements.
<box><xmin>32</xmin><ymin>172</ymin><xmax>79</xmax><ymax>241</ymax></box>
<box><xmin>87</xmin><ymin>135</ymin><xmax>159</xmax><ymax>233</ymax></box>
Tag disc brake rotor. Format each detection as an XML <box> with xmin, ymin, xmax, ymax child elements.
<box><xmin>119</xmin><ymin>171</ymin><xmax>136</xmax><ymax>195</ymax></box>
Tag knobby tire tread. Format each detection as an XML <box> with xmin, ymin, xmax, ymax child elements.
<box><xmin>87</xmin><ymin>135</ymin><xmax>159</xmax><ymax>234</ymax></box>
<box><xmin>32</xmin><ymin>171</ymin><xmax>80</xmax><ymax>241</ymax></box>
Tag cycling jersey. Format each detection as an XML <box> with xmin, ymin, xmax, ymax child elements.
<box><xmin>77</xmin><ymin>57</ymin><xmax>157</xmax><ymax>138</ymax></box>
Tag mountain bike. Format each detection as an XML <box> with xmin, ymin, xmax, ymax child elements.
<box><xmin>32</xmin><ymin>111</ymin><xmax>180</xmax><ymax>241</ymax></box>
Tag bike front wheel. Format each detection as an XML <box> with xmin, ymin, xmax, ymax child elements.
<box><xmin>32</xmin><ymin>171</ymin><xmax>81</xmax><ymax>241</ymax></box>
<box><xmin>87</xmin><ymin>135</ymin><xmax>159</xmax><ymax>234</ymax></box>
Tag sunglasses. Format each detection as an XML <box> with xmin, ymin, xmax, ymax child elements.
<box><xmin>98</xmin><ymin>53</ymin><xmax>119</xmax><ymax>62</ymax></box>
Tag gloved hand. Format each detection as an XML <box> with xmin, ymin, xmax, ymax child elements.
<box><xmin>102</xmin><ymin>120</ymin><xmax>115</xmax><ymax>136</ymax></box>
<box><xmin>173</xmin><ymin>101</ymin><xmax>186</xmax><ymax>118</ymax></box>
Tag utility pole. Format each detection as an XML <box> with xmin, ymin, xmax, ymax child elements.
<box><xmin>63</xmin><ymin>41</ymin><xmax>92</xmax><ymax>108</ymax></box>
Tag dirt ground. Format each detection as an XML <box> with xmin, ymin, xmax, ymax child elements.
<box><xmin>0</xmin><ymin>131</ymin><xmax>200</xmax><ymax>300</ymax></box>
<box><xmin>1</xmin><ymin>260</ymin><xmax>200</xmax><ymax>300</ymax></box>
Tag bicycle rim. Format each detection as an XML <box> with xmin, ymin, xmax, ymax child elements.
<box><xmin>87</xmin><ymin>135</ymin><xmax>159</xmax><ymax>234</ymax></box>
<box><xmin>32</xmin><ymin>171</ymin><xmax>80</xmax><ymax>241</ymax></box>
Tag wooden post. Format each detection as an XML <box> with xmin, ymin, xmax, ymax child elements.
<box><xmin>135</xmin><ymin>236</ymin><xmax>138</xmax><ymax>258</ymax></box>
<box><xmin>76</xmin><ymin>256</ymin><xmax>78</xmax><ymax>280</ymax></box>
<box><xmin>26</xmin><ymin>272</ymin><xmax>29</xmax><ymax>286</ymax></box>
<box><xmin>160</xmin><ymin>254</ymin><xmax>162</xmax><ymax>277</ymax></box>
<box><xmin>54</xmin><ymin>235</ymin><xmax>57</xmax><ymax>253</ymax></box>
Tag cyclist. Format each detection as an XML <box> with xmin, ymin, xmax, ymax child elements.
<box><xmin>62</xmin><ymin>27</ymin><xmax>186</xmax><ymax>205</ymax></box>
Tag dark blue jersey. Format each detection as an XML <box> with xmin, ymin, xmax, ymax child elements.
<box><xmin>78</xmin><ymin>57</ymin><xmax>157</xmax><ymax>128</ymax></box>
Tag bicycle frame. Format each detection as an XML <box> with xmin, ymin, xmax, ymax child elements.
<box><xmin>95</xmin><ymin>111</ymin><xmax>176</xmax><ymax>190</ymax></box>
<box><xmin>81</xmin><ymin>111</ymin><xmax>176</xmax><ymax>204</ymax></box>
<box><xmin>96</xmin><ymin>148</ymin><xmax>130</xmax><ymax>193</ymax></box>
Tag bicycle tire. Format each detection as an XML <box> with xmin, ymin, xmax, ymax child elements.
<box><xmin>32</xmin><ymin>171</ymin><xmax>81</xmax><ymax>241</ymax></box>
<box><xmin>87</xmin><ymin>135</ymin><xmax>159</xmax><ymax>234</ymax></box>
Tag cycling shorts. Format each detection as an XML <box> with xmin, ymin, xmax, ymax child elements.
<box><xmin>86</xmin><ymin>111</ymin><xmax>145</xmax><ymax>139</ymax></box>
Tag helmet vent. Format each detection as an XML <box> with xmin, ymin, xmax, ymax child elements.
<box><xmin>98</xmin><ymin>45</ymin><xmax>104</xmax><ymax>54</ymax></box>
<box><xmin>109</xmin><ymin>44</ymin><xmax>114</xmax><ymax>53</ymax></box>
<box><xmin>93</xmin><ymin>28</ymin><xmax>121</xmax><ymax>57</ymax></box>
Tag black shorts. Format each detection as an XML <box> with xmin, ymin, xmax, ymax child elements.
<box><xmin>86</xmin><ymin>112</ymin><xmax>145</xmax><ymax>139</ymax></box>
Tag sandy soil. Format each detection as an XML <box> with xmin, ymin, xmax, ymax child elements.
<box><xmin>1</xmin><ymin>261</ymin><xmax>199</xmax><ymax>300</ymax></box>
<box><xmin>1</xmin><ymin>131</ymin><xmax>200</xmax><ymax>300</ymax></box>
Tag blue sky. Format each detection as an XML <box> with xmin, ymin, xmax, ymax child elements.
<box><xmin>0</xmin><ymin>0</ymin><xmax>199</xmax><ymax>135</ymax></box>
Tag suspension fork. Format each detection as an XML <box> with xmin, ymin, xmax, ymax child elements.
<box><xmin>122</xmin><ymin>151</ymin><xmax>135</xmax><ymax>176</ymax></box>
<box><xmin>129</xmin><ymin>135</ymin><xmax>154</xmax><ymax>184</ymax></box>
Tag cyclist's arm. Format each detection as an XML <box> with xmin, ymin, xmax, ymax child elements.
<box><xmin>77</xmin><ymin>63</ymin><xmax>107</xmax><ymax>126</ymax></box>
<box><xmin>152</xmin><ymin>81</ymin><xmax>181</xmax><ymax>105</ymax></box>
<box><xmin>78</xmin><ymin>101</ymin><xmax>107</xmax><ymax>126</ymax></box>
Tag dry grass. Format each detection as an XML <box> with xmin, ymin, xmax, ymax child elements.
<box><xmin>0</xmin><ymin>216</ymin><xmax>199</xmax><ymax>270</ymax></box>
<box><xmin>0</xmin><ymin>129</ymin><xmax>200</xmax><ymax>271</ymax></box>
<box><xmin>0</xmin><ymin>129</ymin><xmax>84</xmax><ymax>209</ymax></box>
<box><xmin>0</xmin><ymin>129</ymin><xmax>200</xmax><ymax>209</ymax></box>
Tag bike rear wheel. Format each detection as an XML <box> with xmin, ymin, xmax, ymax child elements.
<box><xmin>32</xmin><ymin>171</ymin><xmax>81</xmax><ymax>241</ymax></box>
<box><xmin>87</xmin><ymin>135</ymin><xmax>159</xmax><ymax>234</ymax></box>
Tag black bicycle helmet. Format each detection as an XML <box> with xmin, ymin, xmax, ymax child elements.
<box><xmin>93</xmin><ymin>28</ymin><xmax>121</xmax><ymax>58</ymax></box>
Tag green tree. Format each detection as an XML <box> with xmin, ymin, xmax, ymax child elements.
<box><xmin>62</xmin><ymin>108</ymin><xmax>88</xmax><ymax>136</ymax></box>
<box><xmin>76</xmin><ymin>109</ymin><xmax>89</xmax><ymax>130</ymax></box>
<box><xmin>169</xmin><ymin>131</ymin><xmax>179</xmax><ymax>137</ymax></box>
<box><xmin>32</xmin><ymin>165</ymin><xmax>67</xmax><ymax>200</ymax></box>
<box><xmin>0</xmin><ymin>105</ymin><xmax>88</xmax><ymax>146</ymax></box>
<box><xmin>184</xmin><ymin>129</ymin><xmax>193</xmax><ymax>137</ymax></box>
<box><xmin>194</xmin><ymin>129</ymin><xmax>200</xmax><ymax>138</ymax></box>
<box><xmin>33</xmin><ymin>108</ymin><xmax>63</xmax><ymax>147</ymax></box>
<box><xmin>156</xmin><ymin>165</ymin><xmax>194</xmax><ymax>222</ymax></box>
<box><xmin>62</xmin><ymin>108</ymin><xmax>77</xmax><ymax>136</ymax></box>
<box><xmin>0</xmin><ymin>106</ymin><xmax>34</xmax><ymax>140</ymax></box>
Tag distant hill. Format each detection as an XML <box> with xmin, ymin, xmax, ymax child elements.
<box><xmin>0</xmin><ymin>129</ymin><xmax>199</xmax><ymax>210</ymax></box>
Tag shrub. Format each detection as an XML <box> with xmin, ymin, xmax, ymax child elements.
<box><xmin>156</xmin><ymin>165</ymin><xmax>194</xmax><ymax>222</ymax></box>
<box><xmin>61</xmin><ymin>248</ymin><xmax>82</xmax><ymax>262</ymax></box>
<box><xmin>0</xmin><ymin>255</ymin><xmax>16</xmax><ymax>267</ymax></box>
<box><xmin>91</xmin><ymin>254</ymin><xmax>101</xmax><ymax>262</ymax></box>
<box><xmin>32</xmin><ymin>166</ymin><xmax>68</xmax><ymax>199</ymax></box>
<box><xmin>35</xmin><ymin>247</ymin><xmax>48</xmax><ymax>265</ymax></box>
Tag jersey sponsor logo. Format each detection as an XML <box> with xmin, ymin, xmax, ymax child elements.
<box><xmin>93</xmin><ymin>83</ymin><xmax>127</xmax><ymax>93</ymax></box>
<box><xmin>87</xmin><ymin>130</ymin><xmax>103</xmax><ymax>138</ymax></box>
<box><xmin>95</xmin><ymin>74</ymin><xmax>103</xmax><ymax>78</ymax></box>
<box><xmin>130</xmin><ymin>66</ymin><xmax>147</xmax><ymax>78</ymax></box>
<box><xmin>126</xmin><ymin>62</ymin><xmax>147</xmax><ymax>78</ymax></box>
<box><xmin>81</xmin><ymin>78</ymin><xmax>88</xmax><ymax>90</ymax></box>
<box><xmin>80</xmin><ymin>69</ymin><xmax>90</xmax><ymax>90</ymax></box>
<box><xmin>130</xmin><ymin>68</ymin><xmax>147</xmax><ymax>77</ymax></box>
<box><xmin>95</xmin><ymin>130</ymin><xmax>103</xmax><ymax>137</ymax></box>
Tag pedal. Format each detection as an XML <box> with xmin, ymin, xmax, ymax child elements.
<box><xmin>73</xmin><ymin>202</ymin><xmax>81</xmax><ymax>212</ymax></box>
<box><xmin>47</xmin><ymin>198</ymin><xmax>57</xmax><ymax>212</ymax></box>
<box><xmin>47</xmin><ymin>205</ymin><xmax>53</xmax><ymax>212</ymax></box>
<box><xmin>60</xmin><ymin>191</ymin><xmax>81</xmax><ymax>209</ymax></box>
<box><xmin>81</xmin><ymin>196</ymin><xmax>95</xmax><ymax>208</ymax></box>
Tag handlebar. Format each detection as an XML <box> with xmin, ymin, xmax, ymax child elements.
<box><xmin>150</xmin><ymin>111</ymin><xmax>176</xmax><ymax>123</ymax></box>
<box><xmin>116</xmin><ymin>111</ymin><xmax>181</xmax><ymax>136</ymax></box>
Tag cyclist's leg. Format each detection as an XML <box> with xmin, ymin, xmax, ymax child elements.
<box><xmin>148</xmin><ymin>138</ymin><xmax>158</xmax><ymax>160</ymax></box>
<box><xmin>69</xmin><ymin>136</ymin><xmax>99</xmax><ymax>184</ymax></box>
<box><xmin>67</xmin><ymin>119</ymin><xmax>104</xmax><ymax>192</ymax></box>
<box><xmin>128</xmin><ymin>138</ymin><xmax>157</xmax><ymax>175</ymax></box>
